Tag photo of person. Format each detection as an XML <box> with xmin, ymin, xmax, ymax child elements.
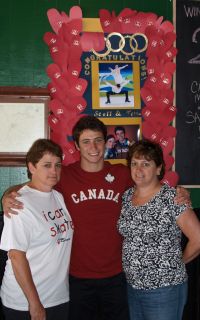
<box><xmin>104</xmin><ymin>124</ymin><xmax>140</xmax><ymax>160</ymax></box>
<box><xmin>104</xmin><ymin>134</ymin><xmax>117</xmax><ymax>160</ymax></box>
<box><xmin>101</xmin><ymin>64</ymin><xmax>130</xmax><ymax>85</ymax></box>
<box><xmin>114</xmin><ymin>126</ymin><xmax>131</xmax><ymax>159</ymax></box>
<box><xmin>99</xmin><ymin>63</ymin><xmax>134</xmax><ymax>107</ymax></box>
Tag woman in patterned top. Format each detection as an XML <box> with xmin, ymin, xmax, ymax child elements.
<box><xmin>117</xmin><ymin>140</ymin><xmax>200</xmax><ymax>320</ymax></box>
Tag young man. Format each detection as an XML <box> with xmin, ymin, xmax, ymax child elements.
<box><xmin>2</xmin><ymin>116</ymin><xmax>190</xmax><ymax>320</ymax></box>
<box><xmin>57</xmin><ymin>116</ymin><xmax>132</xmax><ymax>320</ymax></box>
<box><xmin>114</xmin><ymin>126</ymin><xmax>130</xmax><ymax>159</ymax></box>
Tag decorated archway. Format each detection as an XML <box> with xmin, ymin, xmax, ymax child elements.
<box><xmin>44</xmin><ymin>6</ymin><xmax>178</xmax><ymax>186</ymax></box>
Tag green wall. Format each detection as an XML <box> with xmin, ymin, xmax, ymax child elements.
<box><xmin>0</xmin><ymin>0</ymin><xmax>172</xmax><ymax>87</ymax></box>
<box><xmin>0</xmin><ymin>0</ymin><xmax>199</xmax><ymax>209</ymax></box>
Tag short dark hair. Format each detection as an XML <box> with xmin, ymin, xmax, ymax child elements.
<box><xmin>127</xmin><ymin>140</ymin><xmax>165</xmax><ymax>180</ymax></box>
<box><xmin>72</xmin><ymin>116</ymin><xmax>107</xmax><ymax>146</ymax></box>
<box><xmin>114</xmin><ymin>126</ymin><xmax>125</xmax><ymax>134</ymax></box>
<box><xmin>26</xmin><ymin>139</ymin><xmax>63</xmax><ymax>179</ymax></box>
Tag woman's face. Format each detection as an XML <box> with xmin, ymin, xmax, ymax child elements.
<box><xmin>130</xmin><ymin>155</ymin><xmax>161</xmax><ymax>187</ymax></box>
<box><xmin>28</xmin><ymin>153</ymin><xmax>62</xmax><ymax>192</ymax></box>
<box><xmin>106</xmin><ymin>137</ymin><xmax>115</xmax><ymax>149</ymax></box>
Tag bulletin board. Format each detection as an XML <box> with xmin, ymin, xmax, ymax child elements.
<box><xmin>175</xmin><ymin>0</ymin><xmax>200</xmax><ymax>186</ymax></box>
<box><xmin>0</xmin><ymin>95</ymin><xmax>49</xmax><ymax>166</ymax></box>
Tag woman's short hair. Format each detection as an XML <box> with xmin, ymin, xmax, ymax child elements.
<box><xmin>127</xmin><ymin>140</ymin><xmax>165</xmax><ymax>180</ymax></box>
<box><xmin>26</xmin><ymin>139</ymin><xmax>63</xmax><ymax>179</ymax></box>
<box><xmin>106</xmin><ymin>134</ymin><xmax>115</xmax><ymax>142</ymax></box>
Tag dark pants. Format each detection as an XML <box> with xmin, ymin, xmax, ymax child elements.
<box><xmin>69</xmin><ymin>272</ymin><xmax>130</xmax><ymax>320</ymax></box>
<box><xmin>106</xmin><ymin>91</ymin><xmax>130</xmax><ymax>103</ymax></box>
<box><xmin>2</xmin><ymin>302</ymin><xmax>69</xmax><ymax>320</ymax></box>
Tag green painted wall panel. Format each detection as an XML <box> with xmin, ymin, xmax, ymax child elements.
<box><xmin>0</xmin><ymin>167</ymin><xmax>28</xmax><ymax>212</ymax></box>
<box><xmin>0</xmin><ymin>0</ymin><xmax>172</xmax><ymax>87</ymax></box>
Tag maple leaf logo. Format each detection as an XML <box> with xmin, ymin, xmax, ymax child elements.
<box><xmin>105</xmin><ymin>173</ymin><xmax>115</xmax><ymax>183</ymax></box>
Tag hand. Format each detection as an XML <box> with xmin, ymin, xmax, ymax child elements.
<box><xmin>29</xmin><ymin>301</ymin><xmax>46</xmax><ymax>320</ymax></box>
<box><xmin>2</xmin><ymin>191</ymin><xmax>23</xmax><ymax>218</ymax></box>
<box><xmin>175</xmin><ymin>186</ymin><xmax>191</xmax><ymax>207</ymax></box>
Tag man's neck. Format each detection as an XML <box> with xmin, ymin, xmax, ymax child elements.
<box><xmin>80</xmin><ymin>159</ymin><xmax>105</xmax><ymax>173</ymax></box>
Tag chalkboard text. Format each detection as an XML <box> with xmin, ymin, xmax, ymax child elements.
<box><xmin>184</xmin><ymin>5</ymin><xmax>200</xmax><ymax>17</ymax></box>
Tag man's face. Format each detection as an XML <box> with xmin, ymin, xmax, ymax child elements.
<box><xmin>76</xmin><ymin>129</ymin><xmax>105</xmax><ymax>170</ymax></box>
<box><xmin>115</xmin><ymin>130</ymin><xmax>125</xmax><ymax>142</ymax></box>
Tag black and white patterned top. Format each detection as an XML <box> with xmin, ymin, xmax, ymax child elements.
<box><xmin>117</xmin><ymin>183</ymin><xmax>188</xmax><ymax>290</ymax></box>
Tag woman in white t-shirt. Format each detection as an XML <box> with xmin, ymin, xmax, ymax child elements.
<box><xmin>0</xmin><ymin>139</ymin><xmax>73</xmax><ymax>320</ymax></box>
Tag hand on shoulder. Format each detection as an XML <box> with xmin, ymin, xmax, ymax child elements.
<box><xmin>2</xmin><ymin>187</ymin><xmax>24</xmax><ymax>218</ymax></box>
<box><xmin>175</xmin><ymin>186</ymin><xmax>191</xmax><ymax>207</ymax></box>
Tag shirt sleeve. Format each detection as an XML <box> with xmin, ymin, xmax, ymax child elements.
<box><xmin>165</xmin><ymin>186</ymin><xmax>190</xmax><ymax>220</ymax></box>
<box><xmin>0</xmin><ymin>208</ymin><xmax>32</xmax><ymax>252</ymax></box>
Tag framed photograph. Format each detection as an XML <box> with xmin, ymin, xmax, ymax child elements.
<box><xmin>100</xmin><ymin>117</ymin><xmax>142</xmax><ymax>165</ymax></box>
<box><xmin>0</xmin><ymin>96</ymin><xmax>49</xmax><ymax>166</ymax></box>
<box><xmin>92</xmin><ymin>61</ymin><xmax>141</xmax><ymax>110</ymax></box>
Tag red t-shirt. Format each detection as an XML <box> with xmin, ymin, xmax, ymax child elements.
<box><xmin>56</xmin><ymin>161</ymin><xmax>132</xmax><ymax>279</ymax></box>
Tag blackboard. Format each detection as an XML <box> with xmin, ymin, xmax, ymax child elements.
<box><xmin>175</xmin><ymin>0</ymin><xmax>200</xmax><ymax>186</ymax></box>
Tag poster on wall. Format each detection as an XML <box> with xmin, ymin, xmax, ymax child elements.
<box><xmin>175</xmin><ymin>0</ymin><xmax>200</xmax><ymax>186</ymax></box>
<box><xmin>79</xmin><ymin>31</ymin><xmax>146</xmax><ymax>164</ymax></box>
<box><xmin>81</xmin><ymin>33</ymin><xmax>147</xmax><ymax>117</ymax></box>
